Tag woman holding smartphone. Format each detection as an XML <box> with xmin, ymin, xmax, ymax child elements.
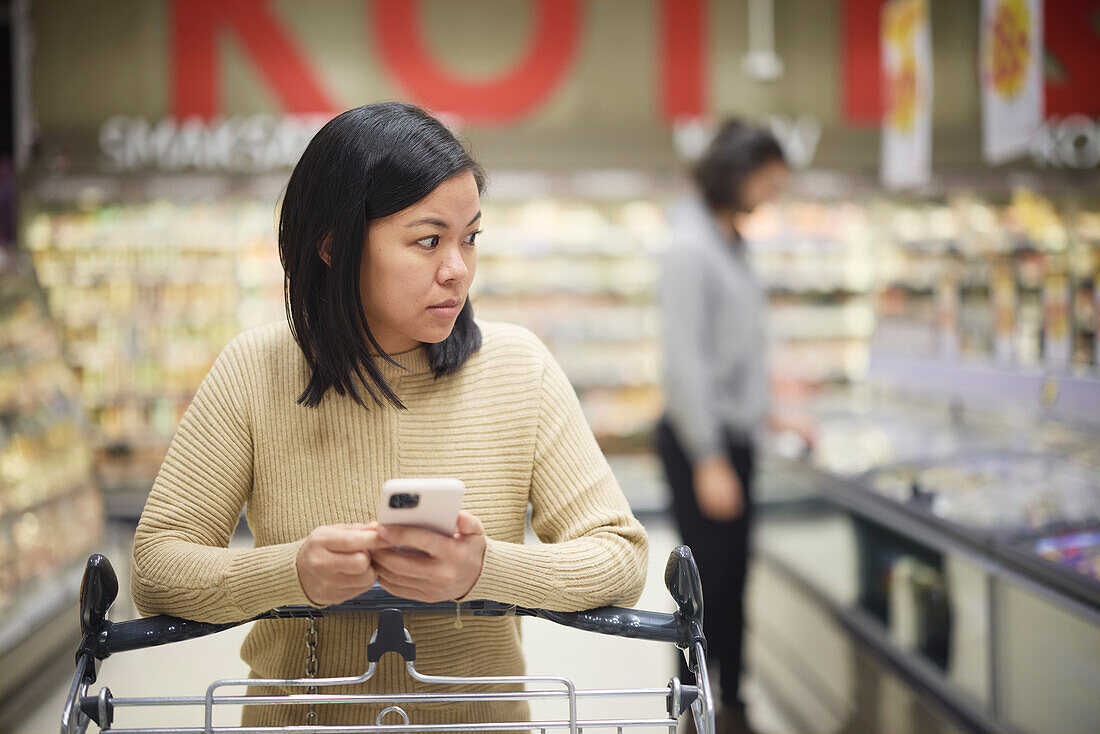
<box><xmin>130</xmin><ymin>102</ymin><xmax>649</xmax><ymax>727</ymax></box>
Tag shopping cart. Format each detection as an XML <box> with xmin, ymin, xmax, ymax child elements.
<box><xmin>61</xmin><ymin>546</ymin><xmax>713</xmax><ymax>734</ymax></box>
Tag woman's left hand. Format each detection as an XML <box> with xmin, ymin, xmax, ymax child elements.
<box><xmin>372</xmin><ymin>511</ymin><xmax>486</xmax><ymax>603</ymax></box>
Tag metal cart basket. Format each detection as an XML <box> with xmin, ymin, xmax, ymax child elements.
<box><xmin>62</xmin><ymin>546</ymin><xmax>713</xmax><ymax>734</ymax></box>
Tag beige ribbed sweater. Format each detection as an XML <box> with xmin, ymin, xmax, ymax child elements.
<box><xmin>130</xmin><ymin>320</ymin><xmax>649</xmax><ymax>727</ymax></box>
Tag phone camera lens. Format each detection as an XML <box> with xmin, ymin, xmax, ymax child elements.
<box><xmin>389</xmin><ymin>493</ymin><xmax>419</xmax><ymax>509</ymax></box>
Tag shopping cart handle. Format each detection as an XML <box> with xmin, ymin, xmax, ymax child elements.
<box><xmin>93</xmin><ymin>597</ymin><xmax>683</xmax><ymax>657</ymax></box>
<box><xmin>79</xmin><ymin>547</ymin><xmax>706</xmax><ymax>657</ymax></box>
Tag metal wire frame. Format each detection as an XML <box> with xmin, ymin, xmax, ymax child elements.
<box><xmin>67</xmin><ymin>662</ymin><xmax>692</xmax><ymax>734</ymax></box>
<box><xmin>63</xmin><ymin>638</ymin><xmax>705</xmax><ymax>734</ymax></box>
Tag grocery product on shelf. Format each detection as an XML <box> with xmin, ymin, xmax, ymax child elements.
<box><xmin>1032</xmin><ymin>530</ymin><xmax>1100</xmax><ymax>581</ymax></box>
<box><xmin>0</xmin><ymin>250</ymin><xmax>103</xmax><ymax>618</ymax></box>
<box><xmin>1043</xmin><ymin>271</ymin><xmax>1072</xmax><ymax>367</ymax></box>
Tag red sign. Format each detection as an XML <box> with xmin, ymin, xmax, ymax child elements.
<box><xmin>172</xmin><ymin>0</ymin><xmax>338</xmax><ymax>118</ymax></box>
<box><xmin>169</xmin><ymin>0</ymin><xmax>1100</xmax><ymax>125</ymax></box>
<box><xmin>371</xmin><ymin>0</ymin><xmax>581</xmax><ymax>125</ymax></box>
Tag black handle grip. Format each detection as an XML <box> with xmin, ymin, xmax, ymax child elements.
<box><xmin>664</xmin><ymin>545</ymin><xmax>703</xmax><ymax>627</ymax></box>
<box><xmin>530</xmin><ymin>606</ymin><xmax>679</xmax><ymax>644</ymax></box>
<box><xmin>80</xmin><ymin>554</ymin><xmax>119</xmax><ymax>637</ymax></box>
<box><xmin>99</xmin><ymin>615</ymin><xmax>243</xmax><ymax>657</ymax></box>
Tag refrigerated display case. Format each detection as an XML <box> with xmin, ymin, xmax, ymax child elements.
<box><xmin>755</xmin><ymin>373</ymin><xmax>1100</xmax><ymax>734</ymax></box>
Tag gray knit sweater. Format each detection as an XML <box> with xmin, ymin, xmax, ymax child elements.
<box><xmin>659</xmin><ymin>198</ymin><xmax>769</xmax><ymax>462</ymax></box>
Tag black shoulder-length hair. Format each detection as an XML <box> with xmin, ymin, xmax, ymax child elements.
<box><xmin>692</xmin><ymin>119</ymin><xmax>787</xmax><ymax>214</ymax></box>
<box><xmin>279</xmin><ymin>102</ymin><xmax>486</xmax><ymax>410</ymax></box>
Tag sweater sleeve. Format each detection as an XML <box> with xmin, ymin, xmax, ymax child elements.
<box><xmin>660</xmin><ymin>245</ymin><xmax>725</xmax><ymax>464</ymax></box>
<box><xmin>458</xmin><ymin>343</ymin><xmax>649</xmax><ymax>611</ymax></box>
<box><xmin>130</xmin><ymin>337</ymin><xmax>315</xmax><ymax>623</ymax></box>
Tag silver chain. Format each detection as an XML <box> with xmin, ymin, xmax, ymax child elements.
<box><xmin>305</xmin><ymin>615</ymin><xmax>319</xmax><ymax>726</ymax></box>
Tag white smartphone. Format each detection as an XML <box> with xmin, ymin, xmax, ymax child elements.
<box><xmin>378</xmin><ymin>478</ymin><xmax>466</xmax><ymax>536</ymax></box>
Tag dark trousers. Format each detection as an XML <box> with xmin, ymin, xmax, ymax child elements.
<box><xmin>656</xmin><ymin>417</ymin><xmax>754</xmax><ymax>708</ymax></box>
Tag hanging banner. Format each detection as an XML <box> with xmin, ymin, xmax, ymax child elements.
<box><xmin>981</xmin><ymin>0</ymin><xmax>1044</xmax><ymax>163</ymax></box>
<box><xmin>881</xmin><ymin>0</ymin><xmax>932</xmax><ymax>190</ymax></box>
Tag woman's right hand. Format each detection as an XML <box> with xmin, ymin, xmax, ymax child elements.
<box><xmin>296</xmin><ymin>523</ymin><xmax>390</xmax><ymax>606</ymax></box>
<box><xmin>693</xmin><ymin>456</ymin><xmax>744</xmax><ymax>522</ymax></box>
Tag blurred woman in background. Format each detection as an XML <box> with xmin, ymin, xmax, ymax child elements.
<box><xmin>657</xmin><ymin>119</ymin><xmax>789</xmax><ymax>734</ymax></box>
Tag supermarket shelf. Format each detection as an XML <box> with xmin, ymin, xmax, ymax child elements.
<box><xmin>474</xmin><ymin>286</ymin><xmax>654</xmax><ymax>301</ymax></box>
<box><xmin>879</xmin><ymin>283</ymin><xmax>937</xmax><ymax>294</ymax></box>
<box><xmin>771</xmin><ymin>330</ymin><xmax>876</xmax><ymax>341</ymax></box>
<box><xmin>1</xmin><ymin>251</ymin><xmax>106</xmax><ymax>683</ymax></box>
<box><xmin>765</xmin><ymin>285</ymin><xmax>872</xmax><ymax>297</ymax></box>
<box><xmin>0</xmin><ymin>479</ymin><xmax>98</xmax><ymax>532</ymax></box>
<box><xmin>477</xmin><ymin>251</ymin><xmax>659</xmax><ymax>263</ymax></box>
<box><xmin>573</xmin><ymin>380</ymin><xmax>658</xmax><ymax>392</ymax></box>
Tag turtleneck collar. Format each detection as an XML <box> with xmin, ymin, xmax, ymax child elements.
<box><xmin>373</xmin><ymin>344</ymin><xmax>433</xmax><ymax>379</ymax></box>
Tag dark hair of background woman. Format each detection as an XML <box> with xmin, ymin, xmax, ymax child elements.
<box><xmin>279</xmin><ymin>102</ymin><xmax>487</xmax><ymax>410</ymax></box>
<box><xmin>692</xmin><ymin>119</ymin><xmax>787</xmax><ymax>214</ymax></box>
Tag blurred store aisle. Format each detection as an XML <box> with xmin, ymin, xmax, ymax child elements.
<box><xmin>14</xmin><ymin>517</ymin><xmax>794</xmax><ymax>734</ymax></box>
